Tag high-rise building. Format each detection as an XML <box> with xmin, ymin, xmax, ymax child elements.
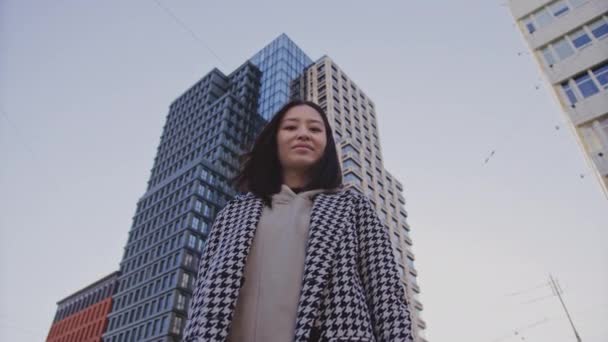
<box><xmin>291</xmin><ymin>55</ymin><xmax>427</xmax><ymax>342</ymax></box>
<box><xmin>46</xmin><ymin>271</ymin><xmax>119</xmax><ymax>342</ymax></box>
<box><xmin>508</xmin><ymin>0</ymin><xmax>608</xmax><ymax>197</ymax></box>
<box><xmin>52</xmin><ymin>33</ymin><xmax>428</xmax><ymax>341</ymax></box>
<box><xmin>102</xmin><ymin>61</ymin><xmax>265</xmax><ymax>342</ymax></box>
<box><xmin>250</xmin><ymin>33</ymin><xmax>313</xmax><ymax>121</ymax></box>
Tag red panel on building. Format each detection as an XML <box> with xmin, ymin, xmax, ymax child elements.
<box><xmin>46</xmin><ymin>272</ymin><xmax>119</xmax><ymax>342</ymax></box>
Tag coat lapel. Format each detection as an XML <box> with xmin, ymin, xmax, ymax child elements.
<box><xmin>294</xmin><ymin>192</ymin><xmax>344</xmax><ymax>342</ymax></box>
<box><xmin>223</xmin><ymin>191</ymin><xmax>348</xmax><ymax>342</ymax></box>
<box><xmin>213</xmin><ymin>194</ymin><xmax>263</xmax><ymax>338</ymax></box>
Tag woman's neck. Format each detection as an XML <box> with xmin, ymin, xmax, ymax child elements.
<box><xmin>282</xmin><ymin>170</ymin><xmax>310</xmax><ymax>190</ymax></box>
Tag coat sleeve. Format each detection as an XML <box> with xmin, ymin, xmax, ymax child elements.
<box><xmin>182</xmin><ymin>201</ymin><xmax>232</xmax><ymax>341</ymax></box>
<box><xmin>355</xmin><ymin>194</ymin><xmax>414</xmax><ymax>342</ymax></box>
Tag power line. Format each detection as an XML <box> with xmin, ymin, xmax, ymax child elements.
<box><xmin>522</xmin><ymin>293</ymin><xmax>554</xmax><ymax>305</ymax></box>
<box><xmin>505</xmin><ymin>281</ymin><xmax>551</xmax><ymax>297</ymax></box>
<box><xmin>151</xmin><ymin>0</ymin><xmax>226</xmax><ymax>69</ymax></box>
<box><xmin>491</xmin><ymin>318</ymin><xmax>551</xmax><ymax>342</ymax></box>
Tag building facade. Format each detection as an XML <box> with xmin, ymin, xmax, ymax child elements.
<box><xmin>249</xmin><ymin>33</ymin><xmax>313</xmax><ymax>120</ymax></box>
<box><xmin>291</xmin><ymin>55</ymin><xmax>427</xmax><ymax>341</ymax></box>
<box><xmin>509</xmin><ymin>0</ymin><xmax>608</xmax><ymax>197</ymax></box>
<box><xmin>102</xmin><ymin>62</ymin><xmax>265</xmax><ymax>342</ymax></box>
<box><xmin>74</xmin><ymin>33</ymin><xmax>428</xmax><ymax>341</ymax></box>
<box><xmin>46</xmin><ymin>272</ymin><xmax>119</xmax><ymax>342</ymax></box>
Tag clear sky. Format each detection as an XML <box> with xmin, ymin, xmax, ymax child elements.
<box><xmin>1</xmin><ymin>1</ymin><xmax>607</xmax><ymax>341</ymax></box>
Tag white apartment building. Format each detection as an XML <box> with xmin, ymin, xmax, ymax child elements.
<box><xmin>509</xmin><ymin>0</ymin><xmax>608</xmax><ymax>198</ymax></box>
<box><xmin>292</xmin><ymin>55</ymin><xmax>428</xmax><ymax>342</ymax></box>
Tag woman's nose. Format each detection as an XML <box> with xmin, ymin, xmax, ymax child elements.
<box><xmin>296</xmin><ymin>128</ymin><xmax>310</xmax><ymax>140</ymax></box>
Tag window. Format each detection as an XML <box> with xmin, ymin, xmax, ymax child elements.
<box><xmin>408</xmin><ymin>273</ymin><xmax>418</xmax><ymax>287</ymax></box>
<box><xmin>407</xmin><ymin>256</ymin><xmax>415</xmax><ymax>269</ymax></box>
<box><xmin>160</xmin><ymin>317</ymin><xmax>167</xmax><ymax>334</ymax></box>
<box><xmin>574</xmin><ymin>73</ymin><xmax>599</xmax><ymax>98</ymax></box>
<box><xmin>397</xmin><ymin>264</ymin><xmax>405</xmax><ymax>277</ymax></box>
<box><xmin>592</xmin><ymin>62</ymin><xmax>608</xmax><ymax>88</ymax></box>
<box><xmin>341</xmin><ymin>144</ymin><xmax>356</xmax><ymax>154</ymax></box>
<box><xmin>378</xmin><ymin>210</ymin><xmax>386</xmax><ymax>223</ymax></box>
<box><xmin>165</xmin><ymin>293</ymin><xmax>173</xmax><ymax>309</ymax></box>
<box><xmin>180</xmin><ymin>273</ymin><xmax>190</xmax><ymax>289</ymax></box>
<box><xmin>589</xmin><ymin>17</ymin><xmax>608</xmax><ymax>39</ymax></box>
<box><xmin>176</xmin><ymin>294</ymin><xmax>186</xmax><ymax>310</ymax></box>
<box><xmin>553</xmin><ymin>38</ymin><xmax>575</xmax><ymax>59</ymax></box>
<box><xmin>344</xmin><ymin>172</ymin><xmax>362</xmax><ymax>185</ymax></box>
<box><xmin>184</xmin><ymin>253</ymin><xmax>193</xmax><ymax>267</ymax></box>
<box><xmin>541</xmin><ymin>47</ymin><xmax>556</xmax><ymax>66</ymax></box>
<box><xmin>343</xmin><ymin>158</ymin><xmax>360</xmax><ymax>170</ymax></box>
<box><xmin>599</xmin><ymin>117</ymin><xmax>608</xmax><ymax>137</ymax></box>
<box><xmin>534</xmin><ymin>8</ymin><xmax>553</xmax><ymax>28</ymax></box>
<box><xmin>171</xmin><ymin>317</ymin><xmax>183</xmax><ymax>335</ymax></box>
<box><xmin>334</xmin><ymin>130</ymin><xmax>342</xmax><ymax>142</ymax></box>
<box><xmin>569</xmin><ymin>28</ymin><xmax>591</xmax><ymax>48</ymax></box>
<box><xmin>561</xmin><ymin>82</ymin><xmax>578</xmax><ymax>106</ymax></box>
<box><xmin>151</xmin><ymin>319</ymin><xmax>161</xmax><ymax>336</ymax></box>
<box><xmin>549</xmin><ymin>0</ymin><xmax>569</xmax><ymax>17</ymax></box>
<box><xmin>191</xmin><ymin>217</ymin><xmax>199</xmax><ymax>229</ymax></box>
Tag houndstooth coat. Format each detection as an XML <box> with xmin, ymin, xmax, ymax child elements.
<box><xmin>183</xmin><ymin>189</ymin><xmax>413</xmax><ymax>342</ymax></box>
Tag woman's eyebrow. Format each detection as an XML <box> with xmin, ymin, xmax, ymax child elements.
<box><xmin>283</xmin><ymin>118</ymin><xmax>323</xmax><ymax>124</ymax></box>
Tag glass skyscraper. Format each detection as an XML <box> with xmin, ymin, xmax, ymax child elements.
<box><xmin>102</xmin><ymin>60</ymin><xmax>265</xmax><ymax>342</ymax></box>
<box><xmin>249</xmin><ymin>33</ymin><xmax>313</xmax><ymax>120</ymax></box>
<box><xmin>66</xmin><ymin>33</ymin><xmax>428</xmax><ymax>341</ymax></box>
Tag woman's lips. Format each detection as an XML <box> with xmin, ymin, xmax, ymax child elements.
<box><xmin>293</xmin><ymin>145</ymin><xmax>312</xmax><ymax>151</ymax></box>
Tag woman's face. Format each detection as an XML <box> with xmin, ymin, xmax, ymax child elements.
<box><xmin>277</xmin><ymin>105</ymin><xmax>327</xmax><ymax>175</ymax></box>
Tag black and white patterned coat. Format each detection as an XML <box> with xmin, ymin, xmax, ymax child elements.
<box><xmin>183</xmin><ymin>189</ymin><xmax>413</xmax><ymax>342</ymax></box>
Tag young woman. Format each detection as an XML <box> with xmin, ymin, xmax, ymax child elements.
<box><xmin>183</xmin><ymin>100</ymin><xmax>413</xmax><ymax>342</ymax></box>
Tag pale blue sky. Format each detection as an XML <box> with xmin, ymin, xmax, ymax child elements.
<box><xmin>1</xmin><ymin>1</ymin><xmax>607</xmax><ymax>341</ymax></box>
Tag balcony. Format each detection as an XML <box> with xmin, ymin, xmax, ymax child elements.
<box><xmin>570</xmin><ymin>90</ymin><xmax>608</xmax><ymax>125</ymax></box>
<box><xmin>416</xmin><ymin>318</ymin><xmax>427</xmax><ymax>331</ymax></box>
<box><xmin>509</xmin><ymin>0</ymin><xmax>551</xmax><ymax>20</ymax></box>
<box><xmin>341</xmin><ymin>150</ymin><xmax>362</xmax><ymax>164</ymax></box>
<box><xmin>528</xmin><ymin>1</ymin><xmax>608</xmax><ymax>49</ymax></box>
<box><xmin>545</xmin><ymin>38</ymin><xmax>608</xmax><ymax>84</ymax></box>
<box><xmin>591</xmin><ymin>151</ymin><xmax>608</xmax><ymax>177</ymax></box>
<box><xmin>510</xmin><ymin>0</ymin><xmax>608</xmax><ymax>46</ymax></box>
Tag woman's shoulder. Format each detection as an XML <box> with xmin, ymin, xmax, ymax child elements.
<box><xmin>232</xmin><ymin>192</ymin><xmax>256</xmax><ymax>202</ymax></box>
<box><xmin>318</xmin><ymin>187</ymin><xmax>370</xmax><ymax>205</ymax></box>
<box><xmin>229</xmin><ymin>188</ymin><xmax>367</xmax><ymax>204</ymax></box>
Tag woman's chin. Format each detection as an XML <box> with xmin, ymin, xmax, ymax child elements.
<box><xmin>286</xmin><ymin>159</ymin><xmax>317</xmax><ymax>170</ymax></box>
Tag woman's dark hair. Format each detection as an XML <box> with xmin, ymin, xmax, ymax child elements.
<box><xmin>233</xmin><ymin>100</ymin><xmax>343</xmax><ymax>207</ymax></box>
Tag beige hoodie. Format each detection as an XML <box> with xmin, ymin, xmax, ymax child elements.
<box><xmin>228</xmin><ymin>184</ymin><xmax>339</xmax><ymax>342</ymax></box>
